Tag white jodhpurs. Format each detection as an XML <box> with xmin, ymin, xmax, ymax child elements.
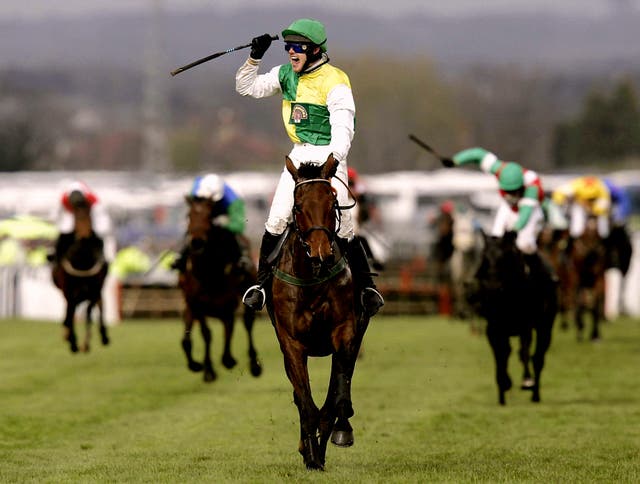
<box><xmin>491</xmin><ymin>201</ymin><xmax>545</xmax><ymax>255</ymax></box>
<box><xmin>264</xmin><ymin>143</ymin><xmax>354</xmax><ymax>239</ymax></box>
<box><xmin>569</xmin><ymin>203</ymin><xmax>609</xmax><ymax>238</ymax></box>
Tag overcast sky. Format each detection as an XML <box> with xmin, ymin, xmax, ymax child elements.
<box><xmin>1</xmin><ymin>0</ymin><xmax>636</xmax><ymax>21</ymax></box>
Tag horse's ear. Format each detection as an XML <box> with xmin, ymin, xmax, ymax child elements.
<box><xmin>185</xmin><ymin>195</ymin><xmax>194</xmax><ymax>205</ymax></box>
<box><xmin>321</xmin><ymin>154</ymin><xmax>338</xmax><ymax>179</ymax></box>
<box><xmin>285</xmin><ymin>156</ymin><xmax>298</xmax><ymax>181</ymax></box>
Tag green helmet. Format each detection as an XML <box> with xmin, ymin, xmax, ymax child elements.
<box><xmin>498</xmin><ymin>162</ymin><xmax>524</xmax><ymax>191</ymax></box>
<box><xmin>282</xmin><ymin>18</ymin><xmax>327</xmax><ymax>52</ymax></box>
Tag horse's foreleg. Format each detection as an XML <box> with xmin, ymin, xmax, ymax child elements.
<box><xmin>327</xmin><ymin>356</ymin><xmax>356</xmax><ymax>449</ymax></box>
<box><xmin>487</xmin><ymin>327</ymin><xmax>511</xmax><ymax>405</ymax></box>
<box><xmin>243</xmin><ymin>307</ymin><xmax>262</xmax><ymax>377</ymax></box>
<box><xmin>199</xmin><ymin>318</ymin><xmax>216</xmax><ymax>382</ymax></box>
<box><xmin>63</xmin><ymin>302</ymin><xmax>78</xmax><ymax>353</ymax></box>
<box><xmin>220</xmin><ymin>315</ymin><xmax>237</xmax><ymax>370</ymax></box>
<box><xmin>282</xmin><ymin>345</ymin><xmax>322</xmax><ymax>470</ymax></box>
<box><xmin>181</xmin><ymin>309</ymin><xmax>203</xmax><ymax>373</ymax></box>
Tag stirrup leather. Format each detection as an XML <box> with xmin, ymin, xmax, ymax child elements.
<box><xmin>242</xmin><ymin>284</ymin><xmax>266</xmax><ymax>310</ymax></box>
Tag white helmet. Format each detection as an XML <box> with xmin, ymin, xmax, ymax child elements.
<box><xmin>191</xmin><ymin>174</ymin><xmax>224</xmax><ymax>202</ymax></box>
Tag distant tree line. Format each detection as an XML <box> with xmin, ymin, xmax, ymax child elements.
<box><xmin>552</xmin><ymin>78</ymin><xmax>640</xmax><ymax>168</ymax></box>
<box><xmin>0</xmin><ymin>64</ymin><xmax>639</xmax><ymax>173</ymax></box>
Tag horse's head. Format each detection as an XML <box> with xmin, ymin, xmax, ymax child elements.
<box><xmin>477</xmin><ymin>231</ymin><xmax>526</xmax><ymax>291</ymax></box>
<box><xmin>287</xmin><ymin>154</ymin><xmax>339</xmax><ymax>269</ymax></box>
<box><xmin>72</xmin><ymin>204</ymin><xmax>93</xmax><ymax>240</ymax></box>
<box><xmin>185</xmin><ymin>195</ymin><xmax>214</xmax><ymax>253</ymax></box>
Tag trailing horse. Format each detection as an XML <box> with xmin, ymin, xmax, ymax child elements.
<box><xmin>468</xmin><ymin>231</ymin><xmax>557</xmax><ymax>405</ymax></box>
<box><xmin>51</xmin><ymin>204</ymin><xmax>109</xmax><ymax>353</ymax></box>
<box><xmin>266</xmin><ymin>155</ymin><xmax>367</xmax><ymax>470</ymax></box>
<box><xmin>568</xmin><ymin>217</ymin><xmax>607</xmax><ymax>341</ymax></box>
<box><xmin>178</xmin><ymin>196</ymin><xmax>262</xmax><ymax>382</ymax></box>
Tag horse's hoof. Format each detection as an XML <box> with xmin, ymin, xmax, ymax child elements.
<box><xmin>188</xmin><ymin>361</ymin><xmax>203</xmax><ymax>372</ymax></box>
<box><xmin>330</xmin><ymin>430</ymin><xmax>354</xmax><ymax>447</ymax></box>
<box><xmin>222</xmin><ymin>355</ymin><xmax>237</xmax><ymax>370</ymax></box>
<box><xmin>305</xmin><ymin>461</ymin><xmax>324</xmax><ymax>471</ymax></box>
<box><xmin>532</xmin><ymin>393</ymin><xmax>541</xmax><ymax>403</ymax></box>
<box><xmin>101</xmin><ymin>337</ymin><xmax>110</xmax><ymax>346</ymax></box>
<box><xmin>203</xmin><ymin>371</ymin><xmax>217</xmax><ymax>382</ymax></box>
<box><xmin>70</xmin><ymin>345</ymin><xmax>79</xmax><ymax>353</ymax></box>
<box><xmin>250</xmin><ymin>360</ymin><xmax>263</xmax><ymax>377</ymax></box>
<box><xmin>521</xmin><ymin>378</ymin><xmax>535</xmax><ymax>390</ymax></box>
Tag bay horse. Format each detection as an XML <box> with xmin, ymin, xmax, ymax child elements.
<box><xmin>178</xmin><ymin>196</ymin><xmax>262</xmax><ymax>382</ymax></box>
<box><xmin>538</xmin><ymin>226</ymin><xmax>573</xmax><ymax>330</ymax></box>
<box><xmin>266</xmin><ymin>155</ymin><xmax>365</xmax><ymax>470</ymax></box>
<box><xmin>52</xmin><ymin>204</ymin><xmax>109</xmax><ymax>353</ymax></box>
<box><xmin>468</xmin><ymin>231</ymin><xmax>556</xmax><ymax>405</ymax></box>
<box><xmin>568</xmin><ymin>217</ymin><xmax>607</xmax><ymax>341</ymax></box>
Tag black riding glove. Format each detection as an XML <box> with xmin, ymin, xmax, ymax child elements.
<box><xmin>441</xmin><ymin>157</ymin><xmax>455</xmax><ymax>168</ymax></box>
<box><xmin>250</xmin><ymin>34</ymin><xmax>272</xmax><ymax>60</ymax></box>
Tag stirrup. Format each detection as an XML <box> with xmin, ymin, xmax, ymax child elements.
<box><xmin>361</xmin><ymin>287</ymin><xmax>384</xmax><ymax>317</ymax></box>
<box><xmin>242</xmin><ymin>285</ymin><xmax>266</xmax><ymax>310</ymax></box>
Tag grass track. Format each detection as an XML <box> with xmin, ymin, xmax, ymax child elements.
<box><xmin>1</xmin><ymin>315</ymin><xmax>639</xmax><ymax>483</ymax></box>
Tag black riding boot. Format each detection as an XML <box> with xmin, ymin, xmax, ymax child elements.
<box><xmin>242</xmin><ymin>230</ymin><xmax>280</xmax><ymax>310</ymax></box>
<box><xmin>341</xmin><ymin>237</ymin><xmax>385</xmax><ymax>318</ymax></box>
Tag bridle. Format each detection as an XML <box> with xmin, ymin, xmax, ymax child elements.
<box><xmin>292</xmin><ymin>176</ymin><xmax>356</xmax><ymax>252</ymax></box>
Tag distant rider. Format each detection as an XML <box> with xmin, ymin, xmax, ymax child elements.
<box><xmin>551</xmin><ymin>175</ymin><xmax>611</xmax><ymax>239</ymax></box>
<box><xmin>442</xmin><ymin>147</ymin><xmax>554</xmax><ymax>284</ymax></box>
<box><xmin>50</xmin><ymin>181</ymin><xmax>114</xmax><ymax>264</ymax></box>
<box><xmin>172</xmin><ymin>174</ymin><xmax>254</xmax><ymax>276</ymax></box>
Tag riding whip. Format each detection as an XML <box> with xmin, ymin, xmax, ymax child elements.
<box><xmin>407</xmin><ymin>134</ymin><xmax>449</xmax><ymax>161</ymax></box>
<box><xmin>170</xmin><ymin>35</ymin><xmax>279</xmax><ymax>76</ymax></box>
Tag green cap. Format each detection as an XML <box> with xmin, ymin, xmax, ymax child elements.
<box><xmin>282</xmin><ymin>18</ymin><xmax>327</xmax><ymax>52</ymax></box>
<box><xmin>499</xmin><ymin>162</ymin><xmax>524</xmax><ymax>191</ymax></box>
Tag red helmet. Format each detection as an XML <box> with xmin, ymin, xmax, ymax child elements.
<box><xmin>440</xmin><ymin>200</ymin><xmax>454</xmax><ymax>214</ymax></box>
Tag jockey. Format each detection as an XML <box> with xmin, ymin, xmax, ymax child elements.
<box><xmin>442</xmin><ymin>147</ymin><xmax>554</xmax><ymax>283</ymax></box>
<box><xmin>603</xmin><ymin>178</ymin><xmax>632</xmax><ymax>228</ymax></box>
<box><xmin>172</xmin><ymin>174</ymin><xmax>253</xmax><ymax>274</ymax></box>
<box><xmin>348</xmin><ymin>166</ymin><xmax>386</xmax><ymax>271</ymax></box>
<box><xmin>51</xmin><ymin>181</ymin><xmax>114</xmax><ymax>263</ymax></box>
<box><xmin>236</xmin><ymin>18</ymin><xmax>384</xmax><ymax>316</ymax></box>
<box><xmin>551</xmin><ymin>175</ymin><xmax>611</xmax><ymax>239</ymax></box>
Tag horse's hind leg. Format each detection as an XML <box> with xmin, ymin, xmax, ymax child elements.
<box><xmin>63</xmin><ymin>303</ymin><xmax>79</xmax><ymax>353</ymax></box>
<box><xmin>96</xmin><ymin>299</ymin><xmax>109</xmax><ymax>346</ymax></box>
<box><xmin>199</xmin><ymin>318</ymin><xmax>217</xmax><ymax>382</ymax></box>
<box><xmin>519</xmin><ymin>329</ymin><xmax>534</xmax><ymax>390</ymax></box>
<box><xmin>243</xmin><ymin>307</ymin><xmax>262</xmax><ymax>377</ymax></box>
<box><xmin>81</xmin><ymin>302</ymin><xmax>93</xmax><ymax>353</ymax></box>
<box><xmin>220</xmin><ymin>315</ymin><xmax>237</xmax><ymax>371</ymax></box>
<box><xmin>531</xmin><ymin>322</ymin><xmax>553</xmax><ymax>403</ymax></box>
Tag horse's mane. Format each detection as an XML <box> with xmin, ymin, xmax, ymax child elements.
<box><xmin>297</xmin><ymin>162</ymin><xmax>324</xmax><ymax>180</ymax></box>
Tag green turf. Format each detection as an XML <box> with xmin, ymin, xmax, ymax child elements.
<box><xmin>0</xmin><ymin>314</ymin><xmax>638</xmax><ymax>483</ymax></box>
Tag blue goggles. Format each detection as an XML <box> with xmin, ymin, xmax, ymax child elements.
<box><xmin>284</xmin><ymin>42</ymin><xmax>309</xmax><ymax>54</ymax></box>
